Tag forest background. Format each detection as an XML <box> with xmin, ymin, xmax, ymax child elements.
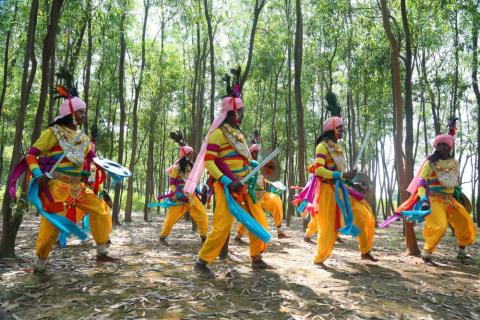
<box><xmin>0</xmin><ymin>0</ymin><xmax>479</xmax><ymax>258</ymax></box>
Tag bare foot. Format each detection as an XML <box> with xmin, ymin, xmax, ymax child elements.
<box><xmin>361</xmin><ymin>252</ymin><xmax>379</xmax><ymax>262</ymax></box>
<box><xmin>159</xmin><ymin>237</ymin><xmax>169</xmax><ymax>246</ymax></box>
<box><xmin>194</xmin><ymin>261</ymin><xmax>216</xmax><ymax>279</ymax></box>
<box><xmin>422</xmin><ymin>255</ymin><xmax>437</xmax><ymax>266</ymax></box>
<box><xmin>304</xmin><ymin>236</ymin><xmax>314</xmax><ymax>244</ymax></box>
<box><xmin>234</xmin><ymin>236</ymin><xmax>247</xmax><ymax>245</ymax></box>
<box><xmin>277</xmin><ymin>231</ymin><xmax>289</xmax><ymax>239</ymax></box>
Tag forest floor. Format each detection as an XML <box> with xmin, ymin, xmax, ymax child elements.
<box><xmin>1</xmin><ymin>210</ymin><xmax>480</xmax><ymax>320</ymax></box>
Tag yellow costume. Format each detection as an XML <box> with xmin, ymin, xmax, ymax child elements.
<box><xmin>26</xmin><ymin>126</ymin><xmax>112</xmax><ymax>263</ymax></box>
<box><xmin>160</xmin><ymin>165</ymin><xmax>208</xmax><ymax>239</ymax></box>
<box><xmin>198</xmin><ymin>125</ymin><xmax>268</xmax><ymax>262</ymax></box>
<box><xmin>236</xmin><ymin>191</ymin><xmax>284</xmax><ymax>238</ymax></box>
<box><xmin>416</xmin><ymin>159</ymin><xmax>476</xmax><ymax>253</ymax></box>
<box><xmin>313</xmin><ymin>140</ymin><xmax>375</xmax><ymax>263</ymax></box>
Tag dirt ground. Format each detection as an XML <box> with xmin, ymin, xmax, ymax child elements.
<box><xmin>1</xmin><ymin>210</ymin><xmax>479</xmax><ymax>320</ymax></box>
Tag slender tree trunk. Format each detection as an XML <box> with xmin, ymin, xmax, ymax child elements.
<box><xmin>0</xmin><ymin>1</ymin><xmax>18</xmax><ymax>118</ymax></box>
<box><xmin>471</xmin><ymin>0</ymin><xmax>480</xmax><ymax>225</ymax></box>
<box><xmin>0</xmin><ymin>0</ymin><xmax>39</xmax><ymax>258</ymax></box>
<box><xmin>47</xmin><ymin>44</ymin><xmax>56</xmax><ymax>124</ymax></box>
<box><xmin>240</xmin><ymin>0</ymin><xmax>267</xmax><ymax>87</ymax></box>
<box><xmin>294</xmin><ymin>0</ymin><xmax>306</xmax><ymax>187</ymax></box>
<box><xmin>83</xmin><ymin>0</ymin><xmax>93</xmax><ymax>135</ymax></box>
<box><xmin>191</xmin><ymin>23</ymin><xmax>201</xmax><ymax>151</ymax></box>
<box><xmin>125</xmin><ymin>0</ymin><xmax>150</xmax><ymax>222</ymax></box>
<box><xmin>401</xmin><ymin>0</ymin><xmax>414</xmax><ymax>181</ymax></box>
<box><xmin>31</xmin><ymin>0</ymin><xmax>64</xmax><ymax>144</ymax></box>
<box><xmin>381</xmin><ymin>0</ymin><xmax>419</xmax><ymax>256</ymax></box>
<box><xmin>112</xmin><ymin>10</ymin><xmax>127</xmax><ymax>226</ymax></box>
<box><xmin>285</xmin><ymin>0</ymin><xmax>294</xmax><ymax>227</ymax></box>
<box><xmin>203</xmin><ymin>0</ymin><xmax>215</xmax><ymax>123</ymax></box>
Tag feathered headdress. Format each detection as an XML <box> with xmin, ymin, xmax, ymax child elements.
<box><xmin>325</xmin><ymin>91</ymin><xmax>341</xmax><ymax>117</ymax></box>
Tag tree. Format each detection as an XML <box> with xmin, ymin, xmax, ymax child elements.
<box><xmin>0</xmin><ymin>0</ymin><xmax>39</xmax><ymax>258</ymax></box>
<box><xmin>294</xmin><ymin>0</ymin><xmax>306</xmax><ymax>187</ymax></box>
<box><xmin>380</xmin><ymin>0</ymin><xmax>419</xmax><ymax>256</ymax></box>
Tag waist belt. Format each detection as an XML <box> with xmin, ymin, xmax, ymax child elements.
<box><xmin>430</xmin><ymin>191</ymin><xmax>453</xmax><ymax>201</ymax></box>
<box><xmin>52</xmin><ymin>172</ymin><xmax>82</xmax><ymax>184</ymax></box>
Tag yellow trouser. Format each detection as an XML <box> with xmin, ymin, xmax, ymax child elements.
<box><xmin>160</xmin><ymin>196</ymin><xmax>208</xmax><ymax>238</ymax></box>
<box><xmin>305</xmin><ymin>214</ymin><xmax>318</xmax><ymax>238</ymax></box>
<box><xmin>236</xmin><ymin>192</ymin><xmax>283</xmax><ymax>237</ymax></box>
<box><xmin>423</xmin><ymin>196</ymin><xmax>476</xmax><ymax>252</ymax></box>
<box><xmin>36</xmin><ymin>179</ymin><xmax>112</xmax><ymax>259</ymax></box>
<box><xmin>314</xmin><ymin>184</ymin><xmax>375</xmax><ymax>263</ymax></box>
<box><xmin>199</xmin><ymin>182</ymin><xmax>268</xmax><ymax>262</ymax></box>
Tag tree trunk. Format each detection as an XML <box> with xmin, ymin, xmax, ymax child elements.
<box><xmin>31</xmin><ymin>0</ymin><xmax>64</xmax><ymax>144</ymax></box>
<box><xmin>284</xmin><ymin>0</ymin><xmax>294</xmax><ymax>227</ymax></box>
<box><xmin>203</xmin><ymin>0</ymin><xmax>215</xmax><ymax>124</ymax></box>
<box><xmin>190</xmin><ymin>23</ymin><xmax>201</xmax><ymax>151</ymax></box>
<box><xmin>294</xmin><ymin>0</ymin><xmax>306</xmax><ymax>187</ymax></box>
<box><xmin>0</xmin><ymin>0</ymin><xmax>39</xmax><ymax>258</ymax></box>
<box><xmin>380</xmin><ymin>0</ymin><xmax>419</xmax><ymax>256</ymax></box>
<box><xmin>112</xmin><ymin>10</ymin><xmax>127</xmax><ymax>226</ymax></box>
<box><xmin>400</xmin><ymin>0</ymin><xmax>414</xmax><ymax>181</ymax></box>
<box><xmin>83</xmin><ymin>0</ymin><xmax>93</xmax><ymax>135</ymax></box>
<box><xmin>125</xmin><ymin>0</ymin><xmax>150</xmax><ymax>222</ymax></box>
<box><xmin>471</xmin><ymin>0</ymin><xmax>480</xmax><ymax>225</ymax></box>
<box><xmin>240</xmin><ymin>0</ymin><xmax>267</xmax><ymax>87</ymax></box>
<box><xmin>0</xmin><ymin>0</ymin><xmax>18</xmax><ymax>118</ymax></box>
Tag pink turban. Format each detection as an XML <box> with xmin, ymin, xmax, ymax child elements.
<box><xmin>179</xmin><ymin>146</ymin><xmax>193</xmax><ymax>158</ymax></box>
<box><xmin>322</xmin><ymin>116</ymin><xmax>344</xmax><ymax>132</ymax></box>
<box><xmin>433</xmin><ymin>134</ymin><xmax>454</xmax><ymax>149</ymax></box>
<box><xmin>54</xmin><ymin>97</ymin><xmax>86</xmax><ymax>121</ymax></box>
<box><xmin>184</xmin><ymin>96</ymin><xmax>244</xmax><ymax>193</ymax></box>
<box><xmin>221</xmin><ymin>97</ymin><xmax>244</xmax><ymax>112</ymax></box>
<box><xmin>166</xmin><ymin>145</ymin><xmax>194</xmax><ymax>174</ymax></box>
<box><xmin>249</xmin><ymin>144</ymin><xmax>261</xmax><ymax>154</ymax></box>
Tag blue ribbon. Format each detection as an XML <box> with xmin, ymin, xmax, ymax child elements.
<box><xmin>57</xmin><ymin>213</ymin><xmax>91</xmax><ymax>248</ymax></box>
<box><xmin>334</xmin><ymin>179</ymin><xmax>360</xmax><ymax>237</ymax></box>
<box><xmin>297</xmin><ymin>199</ymin><xmax>308</xmax><ymax>214</ymax></box>
<box><xmin>147</xmin><ymin>199</ymin><xmax>183</xmax><ymax>208</ymax></box>
<box><xmin>401</xmin><ymin>201</ymin><xmax>431</xmax><ymax>223</ymax></box>
<box><xmin>28</xmin><ymin>176</ymin><xmax>87</xmax><ymax>241</ymax></box>
<box><xmin>223</xmin><ymin>184</ymin><xmax>271</xmax><ymax>243</ymax></box>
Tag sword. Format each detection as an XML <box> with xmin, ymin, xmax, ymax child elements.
<box><xmin>45</xmin><ymin>129</ymin><xmax>85</xmax><ymax>179</ymax></box>
<box><xmin>352</xmin><ymin>130</ymin><xmax>371</xmax><ymax>170</ymax></box>
<box><xmin>240</xmin><ymin>148</ymin><xmax>280</xmax><ymax>184</ymax></box>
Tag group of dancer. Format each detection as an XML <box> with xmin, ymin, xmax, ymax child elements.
<box><xmin>9</xmin><ymin>68</ymin><xmax>477</xmax><ymax>277</ymax></box>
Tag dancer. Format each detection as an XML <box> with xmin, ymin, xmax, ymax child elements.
<box><xmin>294</xmin><ymin>93</ymin><xmax>377</xmax><ymax>265</ymax></box>
<box><xmin>185</xmin><ymin>68</ymin><xmax>272</xmax><ymax>278</ymax></box>
<box><xmin>9</xmin><ymin>71</ymin><xmax>115</xmax><ymax>273</ymax></box>
<box><xmin>234</xmin><ymin>143</ymin><xmax>288</xmax><ymax>241</ymax></box>
<box><xmin>389</xmin><ymin>121</ymin><xmax>476</xmax><ymax>264</ymax></box>
<box><xmin>158</xmin><ymin>132</ymin><xmax>208</xmax><ymax>245</ymax></box>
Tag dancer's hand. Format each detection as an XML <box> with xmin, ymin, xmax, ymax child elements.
<box><xmin>342</xmin><ymin>170</ymin><xmax>357</xmax><ymax>180</ymax></box>
<box><xmin>421</xmin><ymin>201</ymin><xmax>430</xmax><ymax>210</ymax></box>
<box><xmin>37</xmin><ymin>175</ymin><xmax>51</xmax><ymax>190</ymax></box>
<box><xmin>229</xmin><ymin>181</ymin><xmax>244</xmax><ymax>194</ymax></box>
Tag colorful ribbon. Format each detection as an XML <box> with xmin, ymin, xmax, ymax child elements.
<box><xmin>27</xmin><ymin>176</ymin><xmax>87</xmax><ymax>241</ymax></box>
<box><xmin>334</xmin><ymin>179</ymin><xmax>360</xmax><ymax>237</ymax></box>
<box><xmin>224</xmin><ymin>184</ymin><xmax>271</xmax><ymax>243</ymax></box>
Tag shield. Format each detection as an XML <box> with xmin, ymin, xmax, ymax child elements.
<box><xmin>459</xmin><ymin>192</ymin><xmax>472</xmax><ymax>213</ymax></box>
<box><xmin>93</xmin><ymin>157</ymin><xmax>131</xmax><ymax>178</ymax></box>
<box><xmin>258</xmin><ymin>149</ymin><xmax>280</xmax><ymax>181</ymax></box>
